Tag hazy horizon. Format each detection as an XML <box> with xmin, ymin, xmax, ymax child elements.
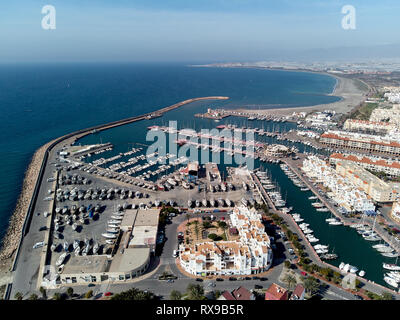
<box><xmin>1</xmin><ymin>0</ymin><xmax>399</xmax><ymax>63</ymax></box>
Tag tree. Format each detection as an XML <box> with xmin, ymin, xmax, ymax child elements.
<box><xmin>39</xmin><ymin>286</ymin><xmax>47</xmax><ymax>299</ymax></box>
<box><xmin>53</xmin><ymin>292</ymin><xmax>62</xmax><ymax>300</ymax></box>
<box><xmin>218</xmin><ymin>221</ymin><xmax>227</xmax><ymax>229</ymax></box>
<box><xmin>283</xmin><ymin>274</ymin><xmax>297</xmax><ymax>290</ymax></box>
<box><xmin>170</xmin><ymin>290</ymin><xmax>182</xmax><ymax>300</ymax></box>
<box><xmin>186</xmin><ymin>284</ymin><xmax>205</xmax><ymax>300</ymax></box>
<box><xmin>214</xmin><ymin>290</ymin><xmax>222</xmax><ymax>299</ymax></box>
<box><xmin>381</xmin><ymin>291</ymin><xmax>393</xmax><ymax>300</ymax></box>
<box><xmin>28</xmin><ymin>294</ymin><xmax>38</xmax><ymax>300</ymax></box>
<box><xmin>84</xmin><ymin>290</ymin><xmax>93</xmax><ymax>299</ymax></box>
<box><xmin>66</xmin><ymin>287</ymin><xmax>74</xmax><ymax>298</ymax></box>
<box><xmin>303</xmin><ymin>277</ymin><xmax>320</xmax><ymax>296</ymax></box>
<box><xmin>284</xmin><ymin>260</ymin><xmax>292</xmax><ymax>269</ymax></box>
<box><xmin>111</xmin><ymin>288</ymin><xmax>155</xmax><ymax>300</ymax></box>
<box><xmin>208</xmin><ymin>233</ymin><xmax>218</xmax><ymax>241</ymax></box>
<box><xmin>14</xmin><ymin>292</ymin><xmax>23</xmax><ymax>300</ymax></box>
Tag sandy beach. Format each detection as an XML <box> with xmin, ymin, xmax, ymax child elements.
<box><xmin>233</xmin><ymin>75</ymin><xmax>370</xmax><ymax>116</ymax></box>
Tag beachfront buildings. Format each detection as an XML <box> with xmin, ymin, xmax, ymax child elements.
<box><xmin>370</xmin><ymin>104</ymin><xmax>400</xmax><ymax>125</ymax></box>
<box><xmin>383</xmin><ymin>87</ymin><xmax>400</xmax><ymax>104</ymax></box>
<box><xmin>264</xmin><ymin>283</ymin><xmax>289</xmax><ymax>301</ymax></box>
<box><xmin>391</xmin><ymin>202</ymin><xmax>400</xmax><ymax>223</ymax></box>
<box><xmin>336</xmin><ymin>162</ymin><xmax>400</xmax><ymax>203</ymax></box>
<box><xmin>319</xmin><ymin>130</ymin><xmax>400</xmax><ymax>156</ymax></box>
<box><xmin>178</xmin><ymin>206</ymin><xmax>273</xmax><ymax>276</ymax></box>
<box><xmin>302</xmin><ymin>156</ymin><xmax>375</xmax><ymax>213</ymax></box>
<box><xmin>343</xmin><ymin>119</ymin><xmax>397</xmax><ymax>134</ymax></box>
<box><xmin>329</xmin><ymin>153</ymin><xmax>400</xmax><ymax>178</ymax></box>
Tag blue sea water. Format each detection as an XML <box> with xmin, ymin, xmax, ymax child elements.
<box><xmin>0</xmin><ymin>63</ymin><xmax>339</xmax><ymax>241</ymax></box>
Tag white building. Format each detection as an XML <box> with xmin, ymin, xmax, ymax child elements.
<box><xmin>391</xmin><ymin>202</ymin><xmax>400</xmax><ymax>223</ymax></box>
<box><xmin>179</xmin><ymin>206</ymin><xmax>273</xmax><ymax>276</ymax></box>
<box><xmin>302</xmin><ymin>156</ymin><xmax>375</xmax><ymax>213</ymax></box>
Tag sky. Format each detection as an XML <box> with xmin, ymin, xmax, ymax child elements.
<box><xmin>0</xmin><ymin>0</ymin><xmax>399</xmax><ymax>63</ymax></box>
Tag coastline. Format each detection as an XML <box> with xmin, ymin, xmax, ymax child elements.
<box><xmin>0</xmin><ymin>96</ymin><xmax>229</xmax><ymax>280</ymax></box>
<box><xmin>192</xmin><ymin>65</ymin><xmax>369</xmax><ymax>116</ymax></box>
<box><xmin>234</xmin><ymin>75</ymin><xmax>367</xmax><ymax>116</ymax></box>
<box><xmin>0</xmin><ymin>142</ymin><xmax>51</xmax><ymax>275</ymax></box>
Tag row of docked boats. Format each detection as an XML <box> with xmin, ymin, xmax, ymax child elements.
<box><xmin>187</xmin><ymin>197</ymin><xmax>245</xmax><ymax>208</ymax></box>
<box><xmin>339</xmin><ymin>262</ymin><xmax>365</xmax><ymax>277</ymax></box>
<box><xmin>280</xmin><ymin>163</ymin><xmax>309</xmax><ymax>191</ymax></box>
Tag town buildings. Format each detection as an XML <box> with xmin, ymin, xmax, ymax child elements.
<box><xmin>218</xmin><ymin>286</ymin><xmax>255</xmax><ymax>300</ymax></box>
<box><xmin>178</xmin><ymin>206</ymin><xmax>273</xmax><ymax>276</ymax></box>
<box><xmin>336</xmin><ymin>162</ymin><xmax>400</xmax><ymax>203</ymax></box>
<box><xmin>329</xmin><ymin>153</ymin><xmax>400</xmax><ymax>178</ymax></box>
<box><xmin>302</xmin><ymin>156</ymin><xmax>375</xmax><ymax>213</ymax></box>
<box><xmin>391</xmin><ymin>202</ymin><xmax>400</xmax><ymax>223</ymax></box>
<box><xmin>319</xmin><ymin>130</ymin><xmax>400</xmax><ymax>156</ymax></box>
<box><xmin>264</xmin><ymin>283</ymin><xmax>288</xmax><ymax>300</ymax></box>
<box><xmin>370</xmin><ymin>104</ymin><xmax>400</xmax><ymax>125</ymax></box>
<box><xmin>343</xmin><ymin>119</ymin><xmax>396</xmax><ymax>134</ymax></box>
<box><xmin>289</xmin><ymin>284</ymin><xmax>305</xmax><ymax>300</ymax></box>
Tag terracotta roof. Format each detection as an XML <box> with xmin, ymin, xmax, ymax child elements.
<box><xmin>330</xmin><ymin>153</ymin><xmax>400</xmax><ymax>170</ymax></box>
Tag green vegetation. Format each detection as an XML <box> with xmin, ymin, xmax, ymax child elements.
<box><xmin>208</xmin><ymin>233</ymin><xmax>222</xmax><ymax>241</ymax></box>
<box><xmin>347</xmin><ymin>102</ymin><xmax>379</xmax><ymax>121</ymax></box>
<box><xmin>66</xmin><ymin>287</ymin><xmax>74</xmax><ymax>298</ymax></box>
<box><xmin>28</xmin><ymin>294</ymin><xmax>39</xmax><ymax>300</ymax></box>
<box><xmin>302</xmin><ymin>276</ymin><xmax>321</xmax><ymax>296</ymax></box>
<box><xmin>14</xmin><ymin>292</ymin><xmax>23</xmax><ymax>300</ymax></box>
<box><xmin>365</xmin><ymin>290</ymin><xmax>394</xmax><ymax>300</ymax></box>
<box><xmin>111</xmin><ymin>288</ymin><xmax>155</xmax><ymax>300</ymax></box>
<box><xmin>283</xmin><ymin>273</ymin><xmax>297</xmax><ymax>290</ymax></box>
<box><xmin>169</xmin><ymin>290</ymin><xmax>182</xmax><ymax>300</ymax></box>
<box><xmin>84</xmin><ymin>290</ymin><xmax>93</xmax><ymax>299</ymax></box>
<box><xmin>39</xmin><ymin>286</ymin><xmax>47</xmax><ymax>299</ymax></box>
<box><xmin>185</xmin><ymin>284</ymin><xmax>206</xmax><ymax>300</ymax></box>
<box><xmin>53</xmin><ymin>292</ymin><xmax>62</xmax><ymax>300</ymax></box>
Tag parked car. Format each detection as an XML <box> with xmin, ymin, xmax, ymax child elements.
<box><xmin>195</xmin><ymin>278</ymin><xmax>203</xmax><ymax>282</ymax></box>
<box><xmin>104</xmin><ymin>292</ymin><xmax>113</xmax><ymax>297</ymax></box>
<box><xmin>228</xmin><ymin>277</ymin><xmax>237</xmax><ymax>281</ymax></box>
<box><xmin>216</xmin><ymin>278</ymin><xmax>224</xmax><ymax>282</ymax></box>
<box><xmin>301</xmin><ymin>271</ymin><xmax>307</xmax><ymax>276</ymax></box>
<box><xmin>254</xmin><ymin>284</ymin><xmax>263</xmax><ymax>289</ymax></box>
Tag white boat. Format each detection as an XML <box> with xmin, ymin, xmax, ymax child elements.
<box><xmin>358</xmin><ymin>270</ymin><xmax>366</xmax><ymax>277</ymax></box>
<box><xmin>382</xmin><ymin>252</ymin><xmax>399</xmax><ymax>258</ymax></box>
<box><xmin>110</xmin><ymin>215</ymin><xmax>124</xmax><ymax>220</ymax></box>
<box><xmin>384</xmin><ymin>276</ymin><xmax>399</xmax><ymax>288</ymax></box>
<box><xmin>383</xmin><ymin>263</ymin><xmax>400</xmax><ymax>271</ymax></box>
<box><xmin>56</xmin><ymin>253</ymin><xmax>68</xmax><ymax>267</ymax></box>
<box><xmin>350</xmin><ymin>266</ymin><xmax>358</xmax><ymax>274</ymax></box>
<box><xmin>106</xmin><ymin>228</ymin><xmax>120</xmax><ymax>234</ymax></box>
<box><xmin>339</xmin><ymin>262</ymin><xmax>345</xmax><ymax>270</ymax></box>
<box><xmin>343</xmin><ymin>263</ymin><xmax>350</xmax><ymax>273</ymax></box>
<box><xmin>102</xmin><ymin>233</ymin><xmax>117</xmax><ymax>239</ymax></box>
<box><xmin>329</xmin><ymin>221</ymin><xmax>343</xmax><ymax>226</ymax></box>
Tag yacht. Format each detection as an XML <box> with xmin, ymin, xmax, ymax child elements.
<box><xmin>195</xmin><ymin>200</ymin><xmax>200</xmax><ymax>207</ymax></box>
<box><xmin>209</xmin><ymin>199</ymin><xmax>216</xmax><ymax>207</ymax></box>
<box><xmin>343</xmin><ymin>263</ymin><xmax>350</xmax><ymax>273</ymax></box>
<box><xmin>384</xmin><ymin>276</ymin><xmax>399</xmax><ymax>288</ymax></box>
<box><xmin>329</xmin><ymin>221</ymin><xmax>343</xmax><ymax>226</ymax></box>
<box><xmin>56</xmin><ymin>253</ymin><xmax>68</xmax><ymax>267</ymax></box>
<box><xmin>202</xmin><ymin>199</ymin><xmax>208</xmax><ymax>207</ymax></box>
<box><xmin>187</xmin><ymin>199</ymin><xmax>193</xmax><ymax>208</ymax></box>
<box><xmin>358</xmin><ymin>270</ymin><xmax>366</xmax><ymax>277</ymax></box>
<box><xmin>102</xmin><ymin>233</ymin><xmax>118</xmax><ymax>239</ymax></box>
<box><xmin>339</xmin><ymin>262</ymin><xmax>345</xmax><ymax>270</ymax></box>
<box><xmin>350</xmin><ymin>266</ymin><xmax>358</xmax><ymax>274</ymax></box>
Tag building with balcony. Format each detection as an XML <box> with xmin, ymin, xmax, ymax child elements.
<box><xmin>178</xmin><ymin>206</ymin><xmax>273</xmax><ymax>276</ymax></box>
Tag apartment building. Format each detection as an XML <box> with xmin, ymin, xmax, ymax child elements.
<box><xmin>391</xmin><ymin>202</ymin><xmax>400</xmax><ymax>223</ymax></box>
<box><xmin>319</xmin><ymin>130</ymin><xmax>400</xmax><ymax>156</ymax></box>
<box><xmin>302</xmin><ymin>156</ymin><xmax>375</xmax><ymax>213</ymax></box>
<box><xmin>178</xmin><ymin>206</ymin><xmax>273</xmax><ymax>276</ymax></box>
<box><xmin>336</xmin><ymin>162</ymin><xmax>400</xmax><ymax>203</ymax></box>
<box><xmin>343</xmin><ymin>119</ymin><xmax>396</xmax><ymax>134</ymax></box>
<box><xmin>370</xmin><ymin>104</ymin><xmax>400</xmax><ymax>125</ymax></box>
<box><xmin>329</xmin><ymin>153</ymin><xmax>400</xmax><ymax>177</ymax></box>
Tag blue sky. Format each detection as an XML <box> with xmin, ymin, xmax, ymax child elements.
<box><xmin>0</xmin><ymin>0</ymin><xmax>399</xmax><ymax>62</ymax></box>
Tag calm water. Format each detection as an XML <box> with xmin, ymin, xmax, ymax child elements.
<box><xmin>0</xmin><ymin>63</ymin><xmax>339</xmax><ymax>242</ymax></box>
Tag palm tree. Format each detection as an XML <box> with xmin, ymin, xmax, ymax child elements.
<box><xmin>39</xmin><ymin>286</ymin><xmax>47</xmax><ymax>299</ymax></box>
<box><xmin>66</xmin><ymin>287</ymin><xmax>74</xmax><ymax>299</ymax></box>
<box><xmin>170</xmin><ymin>290</ymin><xmax>182</xmax><ymax>300</ymax></box>
<box><xmin>28</xmin><ymin>293</ymin><xmax>39</xmax><ymax>300</ymax></box>
<box><xmin>14</xmin><ymin>292</ymin><xmax>23</xmax><ymax>300</ymax></box>
<box><xmin>283</xmin><ymin>273</ymin><xmax>297</xmax><ymax>290</ymax></box>
<box><xmin>303</xmin><ymin>277</ymin><xmax>320</xmax><ymax>296</ymax></box>
<box><xmin>186</xmin><ymin>284</ymin><xmax>204</xmax><ymax>300</ymax></box>
<box><xmin>53</xmin><ymin>292</ymin><xmax>62</xmax><ymax>300</ymax></box>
